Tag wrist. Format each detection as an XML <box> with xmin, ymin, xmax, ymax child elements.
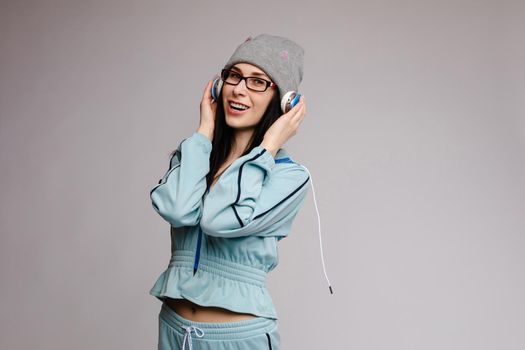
<box><xmin>260</xmin><ymin>139</ymin><xmax>279</xmax><ymax>157</ymax></box>
<box><xmin>196</xmin><ymin>127</ymin><xmax>213</xmax><ymax>142</ymax></box>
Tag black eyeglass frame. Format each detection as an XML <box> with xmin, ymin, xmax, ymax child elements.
<box><xmin>221</xmin><ymin>69</ymin><xmax>277</xmax><ymax>92</ymax></box>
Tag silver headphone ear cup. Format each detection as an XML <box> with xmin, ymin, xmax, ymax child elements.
<box><xmin>211</xmin><ymin>78</ymin><xmax>223</xmax><ymax>101</ymax></box>
<box><xmin>281</xmin><ymin>91</ymin><xmax>299</xmax><ymax>113</ymax></box>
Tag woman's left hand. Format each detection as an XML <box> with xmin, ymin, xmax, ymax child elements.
<box><xmin>261</xmin><ymin>96</ymin><xmax>306</xmax><ymax>155</ymax></box>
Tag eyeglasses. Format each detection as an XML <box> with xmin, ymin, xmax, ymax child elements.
<box><xmin>221</xmin><ymin>69</ymin><xmax>276</xmax><ymax>92</ymax></box>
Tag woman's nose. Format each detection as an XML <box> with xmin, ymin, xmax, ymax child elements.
<box><xmin>233</xmin><ymin>79</ymin><xmax>248</xmax><ymax>95</ymax></box>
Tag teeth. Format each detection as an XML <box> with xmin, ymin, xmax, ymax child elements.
<box><xmin>230</xmin><ymin>102</ymin><xmax>249</xmax><ymax>110</ymax></box>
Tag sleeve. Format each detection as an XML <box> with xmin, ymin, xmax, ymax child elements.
<box><xmin>149</xmin><ymin>131</ymin><xmax>212</xmax><ymax>227</ymax></box>
<box><xmin>199</xmin><ymin>146</ymin><xmax>310</xmax><ymax>238</ymax></box>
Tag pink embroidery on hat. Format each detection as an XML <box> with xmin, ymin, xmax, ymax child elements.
<box><xmin>280</xmin><ymin>50</ymin><xmax>289</xmax><ymax>61</ymax></box>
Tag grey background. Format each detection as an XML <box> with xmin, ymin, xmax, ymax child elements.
<box><xmin>1</xmin><ymin>0</ymin><xmax>524</xmax><ymax>349</ymax></box>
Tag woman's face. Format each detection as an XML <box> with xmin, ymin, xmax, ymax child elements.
<box><xmin>221</xmin><ymin>63</ymin><xmax>276</xmax><ymax>130</ymax></box>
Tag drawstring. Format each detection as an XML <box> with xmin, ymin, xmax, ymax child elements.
<box><xmin>180</xmin><ymin>325</ymin><xmax>204</xmax><ymax>350</ymax></box>
<box><xmin>299</xmin><ymin>164</ymin><xmax>334</xmax><ymax>294</ymax></box>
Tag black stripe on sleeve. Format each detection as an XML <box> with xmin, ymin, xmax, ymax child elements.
<box><xmin>229</xmin><ymin>148</ymin><xmax>309</xmax><ymax>227</ymax></box>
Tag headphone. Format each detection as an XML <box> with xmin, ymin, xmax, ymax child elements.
<box><xmin>211</xmin><ymin>76</ymin><xmax>302</xmax><ymax>114</ymax></box>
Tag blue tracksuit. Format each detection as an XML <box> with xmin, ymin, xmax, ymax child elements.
<box><xmin>149</xmin><ymin>131</ymin><xmax>310</xmax><ymax>349</ymax></box>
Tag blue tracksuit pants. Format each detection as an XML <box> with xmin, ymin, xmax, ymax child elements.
<box><xmin>158</xmin><ymin>302</ymin><xmax>280</xmax><ymax>349</ymax></box>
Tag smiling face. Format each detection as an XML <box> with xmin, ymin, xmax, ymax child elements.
<box><xmin>221</xmin><ymin>63</ymin><xmax>277</xmax><ymax>130</ymax></box>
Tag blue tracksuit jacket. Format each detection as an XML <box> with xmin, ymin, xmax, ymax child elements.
<box><xmin>149</xmin><ymin>131</ymin><xmax>310</xmax><ymax>319</ymax></box>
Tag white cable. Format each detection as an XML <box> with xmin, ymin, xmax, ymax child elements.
<box><xmin>300</xmin><ymin>165</ymin><xmax>334</xmax><ymax>294</ymax></box>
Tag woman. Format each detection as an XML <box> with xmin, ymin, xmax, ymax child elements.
<box><xmin>150</xmin><ymin>34</ymin><xmax>308</xmax><ymax>350</ymax></box>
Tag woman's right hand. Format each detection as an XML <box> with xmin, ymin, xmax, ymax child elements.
<box><xmin>260</xmin><ymin>96</ymin><xmax>306</xmax><ymax>155</ymax></box>
<box><xmin>197</xmin><ymin>78</ymin><xmax>218</xmax><ymax>141</ymax></box>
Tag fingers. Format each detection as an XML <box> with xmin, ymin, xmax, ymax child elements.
<box><xmin>288</xmin><ymin>96</ymin><xmax>306</xmax><ymax>123</ymax></box>
<box><xmin>201</xmin><ymin>80</ymin><xmax>210</xmax><ymax>104</ymax></box>
<box><xmin>202</xmin><ymin>76</ymin><xmax>219</xmax><ymax>103</ymax></box>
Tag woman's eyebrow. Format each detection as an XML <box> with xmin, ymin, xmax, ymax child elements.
<box><xmin>231</xmin><ymin>66</ymin><xmax>269</xmax><ymax>79</ymax></box>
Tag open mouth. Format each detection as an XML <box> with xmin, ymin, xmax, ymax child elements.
<box><xmin>229</xmin><ymin>101</ymin><xmax>250</xmax><ymax>111</ymax></box>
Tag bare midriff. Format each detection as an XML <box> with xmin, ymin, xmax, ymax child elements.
<box><xmin>164</xmin><ymin>297</ymin><xmax>258</xmax><ymax>322</ymax></box>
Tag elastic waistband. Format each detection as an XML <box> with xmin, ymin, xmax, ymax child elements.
<box><xmin>169</xmin><ymin>250</ymin><xmax>267</xmax><ymax>286</ymax></box>
<box><xmin>160</xmin><ymin>302</ymin><xmax>276</xmax><ymax>340</ymax></box>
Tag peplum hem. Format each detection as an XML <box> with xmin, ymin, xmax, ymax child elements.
<box><xmin>149</xmin><ymin>250</ymin><xmax>278</xmax><ymax>320</ymax></box>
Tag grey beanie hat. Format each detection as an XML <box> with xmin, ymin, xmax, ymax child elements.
<box><xmin>223</xmin><ymin>34</ymin><xmax>304</xmax><ymax>101</ymax></box>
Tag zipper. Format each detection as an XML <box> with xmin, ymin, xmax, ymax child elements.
<box><xmin>192</xmin><ymin>226</ymin><xmax>203</xmax><ymax>275</ymax></box>
<box><xmin>193</xmin><ymin>185</ymin><xmax>210</xmax><ymax>275</ymax></box>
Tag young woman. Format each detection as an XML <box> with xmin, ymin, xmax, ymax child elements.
<box><xmin>150</xmin><ymin>34</ymin><xmax>309</xmax><ymax>350</ymax></box>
